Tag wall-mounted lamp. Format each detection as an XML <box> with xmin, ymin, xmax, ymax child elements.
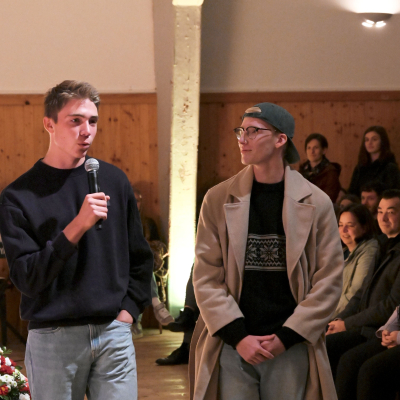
<box><xmin>359</xmin><ymin>12</ymin><xmax>393</xmax><ymax>27</ymax></box>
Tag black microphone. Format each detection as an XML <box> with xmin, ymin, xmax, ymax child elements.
<box><xmin>84</xmin><ymin>158</ymin><xmax>102</xmax><ymax>230</ymax></box>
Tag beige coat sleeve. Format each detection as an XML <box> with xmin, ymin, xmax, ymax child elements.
<box><xmin>283</xmin><ymin>198</ymin><xmax>343</xmax><ymax>345</ymax></box>
<box><xmin>193</xmin><ymin>191</ymin><xmax>244</xmax><ymax>336</ymax></box>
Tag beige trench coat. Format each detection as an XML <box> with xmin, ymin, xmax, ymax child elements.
<box><xmin>190</xmin><ymin>165</ymin><xmax>343</xmax><ymax>400</ymax></box>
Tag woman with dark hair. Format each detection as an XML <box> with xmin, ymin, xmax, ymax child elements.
<box><xmin>334</xmin><ymin>204</ymin><xmax>379</xmax><ymax>317</ymax></box>
<box><xmin>299</xmin><ymin>133</ymin><xmax>341</xmax><ymax>202</ymax></box>
<box><xmin>348</xmin><ymin>126</ymin><xmax>400</xmax><ymax>197</ymax></box>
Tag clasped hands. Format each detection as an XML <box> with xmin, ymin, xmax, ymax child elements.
<box><xmin>236</xmin><ymin>334</ymin><xmax>286</xmax><ymax>365</ymax></box>
<box><xmin>381</xmin><ymin>330</ymin><xmax>399</xmax><ymax>348</ymax></box>
<box><xmin>326</xmin><ymin>319</ymin><xmax>346</xmax><ymax>335</ymax></box>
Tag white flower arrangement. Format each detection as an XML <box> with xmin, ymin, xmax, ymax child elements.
<box><xmin>0</xmin><ymin>347</ymin><xmax>30</xmax><ymax>400</ymax></box>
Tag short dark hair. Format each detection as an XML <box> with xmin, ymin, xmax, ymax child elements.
<box><xmin>339</xmin><ymin>204</ymin><xmax>376</xmax><ymax>243</ymax></box>
<box><xmin>44</xmin><ymin>80</ymin><xmax>100</xmax><ymax>123</ymax></box>
<box><xmin>340</xmin><ymin>194</ymin><xmax>360</xmax><ymax>205</ymax></box>
<box><xmin>381</xmin><ymin>189</ymin><xmax>400</xmax><ymax>201</ymax></box>
<box><xmin>304</xmin><ymin>133</ymin><xmax>328</xmax><ymax>151</ymax></box>
<box><xmin>360</xmin><ymin>181</ymin><xmax>385</xmax><ymax>197</ymax></box>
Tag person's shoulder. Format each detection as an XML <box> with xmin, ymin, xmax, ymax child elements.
<box><xmin>298</xmin><ymin>160</ymin><xmax>308</xmax><ymax>173</ymax></box>
<box><xmin>291</xmin><ymin>170</ymin><xmax>333</xmax><ymax>210</ymax></box>
<box><xmin>0</xmin><ymin>162</ymin><xmax>41</xmax><ymax>205</ymax></box>
<box><xmin>97</xmin><ymin>159</ymin><xmax>126</xmax><ymax>175</ymax></box>
<box><xmin>96</xmin><ymin>159</ymin><xmax>131</xmax><ymax>184</ymax></box>
<box><xmin>205</xmin><ymin>167</ymin><xmax>249</xmax><ymax>198</ymax></box>
<box><xmin>384</xmin><ymin>161</ymin><xmax>399</xmax><ymax>172</ymax></box>
<box><xmin>356</xmin><ymin>238</ymin><xmax>379</xmax><ymax>254</ymax></box>
<box><xmin>325</xmin><ymin>162</ymin><xmax>341</xmax><ymax>175</ymax></box>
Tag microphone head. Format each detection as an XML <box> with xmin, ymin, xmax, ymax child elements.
<box><xmin>85</xmin><ymin>158</ymin><xmax>100</xmax><ymax>172</ymax></box>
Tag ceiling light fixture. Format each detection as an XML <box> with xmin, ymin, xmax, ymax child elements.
<box><xmin>359</xmin><ymin>12</ymin><xmax>393</xmax><ymax>27</ymax></box>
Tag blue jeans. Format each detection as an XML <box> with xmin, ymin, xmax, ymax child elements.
<box><xmin>25</xmin><ymin>320</ymin><xmax>137</xmax><ymax>400</ymax></box>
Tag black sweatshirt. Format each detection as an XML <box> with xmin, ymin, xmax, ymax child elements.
<box><xmin>0</xmin><ymin>158</ymin><xmax>153</xmax><ymax>329</ymax></box>
<box><xmin>217</xmin><ymin>180</ymin><xmax>305</xmax><ymax>349</ymax></box>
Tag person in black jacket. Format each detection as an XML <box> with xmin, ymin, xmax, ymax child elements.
<box><xmin>326</xmin><ymin>189</ymin><xmax>400</xmax><ymax>400</ymax></box>
<box><xmin>348</xmin><ymin>126</ymin><xmax>400</xmax><ymax>197</ymax></box>
<box><xmin>0</xmin><ymin>80</ymin><xmax>153</xmax><ymax>400</ymax></box>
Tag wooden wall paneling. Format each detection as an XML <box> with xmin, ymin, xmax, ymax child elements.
<box><xmin>22</xmin><ymin>103</ymin><xmax>35</xmax><ymax>168</ymax></box>
<box><xmin>119</xmin><ymin>103</ymin><xmax>138</xmax><ymax>182</ymax></box>
<box><xmin>32</xmin><ymin>105</ymin><xmax>48</xmax><ymax>164</ymax></box>
<box><xmin>1</xmin><ymin>106</ymin><xmax>17</xmax><ymax>189</ymax></box>
<box><xmin>142</xmin><ymin>103</ymin><xmax>159</xmax><ymax>222</ymax></box>
<box><xmin>137</xmin><ymin>103</ymin><xmax>151</xmax><ymax>186</ymax></box>
<box><xmin>198</xmin><ymin>92</ymin><xmax>400</xmax><ymax>200</ymax></box>
<box><xmin>387</xmin><ymin>102</ymin><xmax>400</xmax><ymax>159</ymax></box>
<box><xmin>129</xmin><ymin>104</ymin><xmax>144</xmax><ymax>186</ymax></box>
<box><xmin>0</xmin><ymin>106</ymin><xmax>6</xmax><ymax>190</ymax></box>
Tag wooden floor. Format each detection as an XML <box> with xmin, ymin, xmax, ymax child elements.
<box><xmin>5</xmin><ymin>329</ymin><xmax>189</xmax><ymax>400</ymax></box>
<box><xmin>135</xmin><ymin>329</ymin><xmax>189</xmax><ymax>399</ymax></box>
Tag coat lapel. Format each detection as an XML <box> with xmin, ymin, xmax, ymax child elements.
<box><xmin>224</xmin><ymin>166</ymin><xmax>253</xmax><ymax>282</ymax></box>
<box><xmin>283</xmin><ymin>167</ymin><xmax>315</xmax><ymax>280</ymax></box>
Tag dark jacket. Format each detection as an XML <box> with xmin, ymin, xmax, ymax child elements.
<box><xmin>348</xmin><ymin>155</ymin><xmax>400</xmax><ymax>197</ymax></box>
<box><xmin>299</xmin><ymin>157</ymin><xmax>341</xmax><ymax>202</ymax></box>
<box><xmin>337</xmin><ymin>237</ymin><xmax>400</xmax><ymax>339</ymax></box>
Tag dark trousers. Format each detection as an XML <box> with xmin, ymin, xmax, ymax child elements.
<box><xmin>357</xmin><ymin>345</ymin><xmax>400</xmax><ymax>400</ymax></box>
<box><xmin>326</xmin><ymin>331</ymin><xmax>386</xmax><ymax>400</ymax></box>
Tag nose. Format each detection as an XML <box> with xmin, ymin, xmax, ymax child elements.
<box><xmin>238</xmin><ymin>132</ymin><xmax>247</xmax><ymax>144</ymax></box>
<box><xmin>79</xmin><ymin>121</ymin><xmax>91</xmax><ymax>136</ymax></box>
<box><xmin>382</xmin><ymin>212</ymin><xmax>389</xmax><ymax>222</ymax></box>
<box><xmin>342</xmin><ymin>225</ymin><xmax>348</xmax><ymax>233</ymax></box>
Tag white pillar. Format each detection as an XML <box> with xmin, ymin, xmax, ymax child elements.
<box><xmin>168</xmin><ymin>0</ymin><xmax>203</xmax><ymax>315</ymax></box>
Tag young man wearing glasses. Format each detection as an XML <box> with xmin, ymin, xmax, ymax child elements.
<box><xmin>190</xmin><ymin>103</ymin><xmax>343</xmax><ymax>400</ymax></box>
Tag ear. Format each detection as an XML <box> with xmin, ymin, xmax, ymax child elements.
<box><xmin>275</xmin><ymin>133</ymin><xmax>288</xmax><ymax>149</ymax></box>
<box><xmin>322</xmin><ymin>147</ymin><xmax>327</xmax><ymax>156</ymax></box>
<box><xmin>43</xmin><ymin>117</ymin><xmax>55</xmax><ymax>134</ymax></box>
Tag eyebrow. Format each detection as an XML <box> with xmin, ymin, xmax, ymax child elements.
<box><xmin>67</xmin><ymin>113</ymin><xmax>98</xmax><ymax>120</ymax></box>
<box><xmin>378</xmin><ymin>207</ymin><xmax>397</xmax><ymax>210</ymax></box>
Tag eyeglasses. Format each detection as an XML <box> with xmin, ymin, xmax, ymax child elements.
<box><xmin>233</xmin><ymin>126</ymin><xmax>275</xmax><ymax>140</ymax></box>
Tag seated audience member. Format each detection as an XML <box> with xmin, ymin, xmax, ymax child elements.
<box><xmin>336</xmin><ymin>187</ymin><xmax>347</xmax><ymax>206</ymax></box>
<box><xmin>339</xmin><ymin>194</ymin><xmax>360</xmax><ymax>211</ymax></box>
<box><xmin>348</xmin><ymin>125</ymin><xmax>400</xmax><ymax>197</ymax></box>
<box><xmin>132</xmin><ymin>188</ymin><xmax>173</xmax><ymax>334</ymax></box>
<box><xmin>156</xmin><ymin>265</ymin><xmax>199</xmax><ymax>365</ymax></box>
<box><xmin>326</xmin><ymin>189</ymin><xmax>400</xmax><ymax>400</ymax></box>
<box><xmin>352</xmin><ymin>306</ymin><xmax>400</xmax><ymax>400</ymax></box>
<box><xmin>299</xmin><ymin>133</ymin><xmax>341</xmax><ymax>202</ymax></box>
<box><xmin>334</xmin><ymin>204</ymin><xmax>379</xmax><ymax>317</ymax></box>
<box><xmin>361</xmin><ymin>181</ymin><xmax>385</xmax><ymax>235</ymax></box>
<box><xmin>336</xmin><ymin>194</ymin><xmax>360</xmax><ymax>220</ymax></box>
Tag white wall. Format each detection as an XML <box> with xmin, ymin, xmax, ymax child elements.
<box><xmin>0</xmin><ymin>0</ymin><xmax>156</xmax><ymax>93</ymax></box>
<box><xmin>201</xmin><ymin>0</ymin><xmax>400</xmax><ymax>92</ymax></box>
